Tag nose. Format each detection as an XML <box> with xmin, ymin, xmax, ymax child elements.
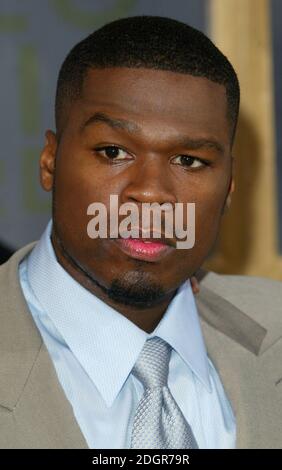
<box><xmin>120</xmin><ymin>156</ymin><xmax>177</xmax><ymax>206</ymax></box>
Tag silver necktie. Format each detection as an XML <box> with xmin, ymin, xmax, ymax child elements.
<box><xmin>130</xmin><ymin>336</ymin><xmax>199</xmax><ymax>449</ymax></box>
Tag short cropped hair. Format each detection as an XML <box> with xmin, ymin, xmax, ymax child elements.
<box><xmin>55</xmin><ymin>15</ymin><xmax>240</xmax><ymax>142</ymax></box>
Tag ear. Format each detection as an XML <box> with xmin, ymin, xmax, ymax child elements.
<box><xmin>225</xmin><ymin>177</ymin><xmax>235</xmax><ymax>210</ymax></box>
<box><xmin>40</xmin><ymin>130</ymin><xmax>57</xmax><ymax>191</ymax></box>
<box><xmin>222</xmin><ymin>156</ymin><xmax>235</xmax><ymax>213</ymax></box>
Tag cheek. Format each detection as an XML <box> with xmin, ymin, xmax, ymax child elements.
<box><xmin>193</xmin><ymin>179</ymin><xmax>229</xmax><ymax>250</ymax></box>
<box><xmin>52</xmin><ymin>161</ymin><xmax>103</xmax><ymax>253</ymax></box>
<box><xmin>54</xmin><ymin>147</ymin><xmax>127</xmax><ymax>215</ymax></box>
<box><xmin>54</xmin><ymin>152</ymin><xmax>106</xmax><ymax>213</ymax></box>
<box><xmin>178</xmin><ymin>171</ymin><xmax>230</xmax><ymax>246</ymax></box>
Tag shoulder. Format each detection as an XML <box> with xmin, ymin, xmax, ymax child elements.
<box><xmin>0</xmin><ymin>242</ymin><xmax>37</xmax><ymax>300</ymax></box>
<box><xmin>199</xmin><ymin>269</ymin><xmax>282</xmax><ymax>301</ymax></box>
<box><xmin>197</xmin><ymin>269</ymin><xmax>282</xmax><ymax>336</ymax></box>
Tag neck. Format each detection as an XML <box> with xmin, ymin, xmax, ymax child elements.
<box><xmin>50</xmin><ymin>230</ymin><xmax>175</xmax><ymax>333</ymax></box>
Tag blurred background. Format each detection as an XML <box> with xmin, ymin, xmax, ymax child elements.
<box><xmin>0</xmin><ymin>0</ymin><xmax>281</xmax><ymax>280</ymax></box>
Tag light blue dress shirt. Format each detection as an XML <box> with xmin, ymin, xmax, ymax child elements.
<box><xmin>18</xmin><ymin>220</ymin><xmax>236</xmax><ymax>449</ymax></box>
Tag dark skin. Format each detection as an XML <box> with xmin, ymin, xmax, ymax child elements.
<box><xmin>40</xmin><ymin>67</ymin><xmax>234</xmax><ymax>333</ymax></box>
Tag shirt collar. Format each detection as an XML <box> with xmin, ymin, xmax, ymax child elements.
<box><xmin>26</xmin><ymin>220</ymin><xmax>211</xmax><ymax>407</ymax></box>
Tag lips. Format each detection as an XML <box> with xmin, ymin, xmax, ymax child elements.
<box><xmin>114</xmin><ymin>237</ymin><xmax>174</xmax><ymax>262</ymax></box>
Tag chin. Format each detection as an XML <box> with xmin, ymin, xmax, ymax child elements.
<box><xmin>107</xmin><ymin>270</ymin><xmax>167</xmax><ymax>308</ymax></box>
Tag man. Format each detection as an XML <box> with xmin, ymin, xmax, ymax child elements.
<box><xmin>0</xmin><ymin>16</ymin><xmax>281</xmax><ymax>449</ymax></box>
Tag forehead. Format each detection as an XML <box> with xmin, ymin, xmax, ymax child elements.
<box><xmin>74</xmin><ymin>67</ymin><xmax>230</xmax><ymax>140</ymax></box>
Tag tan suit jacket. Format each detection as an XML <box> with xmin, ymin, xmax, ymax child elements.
<box><xmin>1</xmin><ymin>243</ymin><xmax>282</xmax><ymax>448</ymax></box>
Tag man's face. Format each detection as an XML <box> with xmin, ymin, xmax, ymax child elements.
<box><xmin>41</xmin><ymin>67</ymin><xmax>233</xmax><ymax>306</ymax></box>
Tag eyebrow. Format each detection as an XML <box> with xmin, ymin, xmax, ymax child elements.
<box><xmin>80</xmin><ymin>112</ymin><xmax>140</xmax><ymax>133</ymax></box>
<box><xmin>81</xmin><ymin>111</ymin><xmax>224</xmax><ymax>155</ymax></box>
<box><xmin>175</xmin><ymin>136</ymin><xmax>224</xmax><ymax>155</ymax></box>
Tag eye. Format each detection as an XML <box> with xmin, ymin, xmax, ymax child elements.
<box><xmin>94</xmin><ymin>145</ymin><xmax>132</xmax><ymax>161</ymax></box>
<box><xmin>171</xmin><ymin>155</ymin><xmax>206</xmax><ymax>169</ymax></box>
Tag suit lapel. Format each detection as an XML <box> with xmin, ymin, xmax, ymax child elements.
<box><xmin>0</xmin><ymin>244</ymin><xmax>89</xmax><ymax>448</ymax></box>
<box><xmin>195</xmin><ymin>282</ymin><xmax>267</xmax><ymax>448</ymax></box>
<box><xmin>13</xmin><ymin>341</ymin><xmax>89</xmax><ymax>449</ymax></box>
<box><xmin>195</xmin><ymin>283</ymin><xmax>267</xmax><ymax>355</ymax></box>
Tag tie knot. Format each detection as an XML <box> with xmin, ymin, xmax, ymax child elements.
<box><xmin>132</xmin><ymin>337</ymin><xmax>172</xmax><ymax>389</ymax></box>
